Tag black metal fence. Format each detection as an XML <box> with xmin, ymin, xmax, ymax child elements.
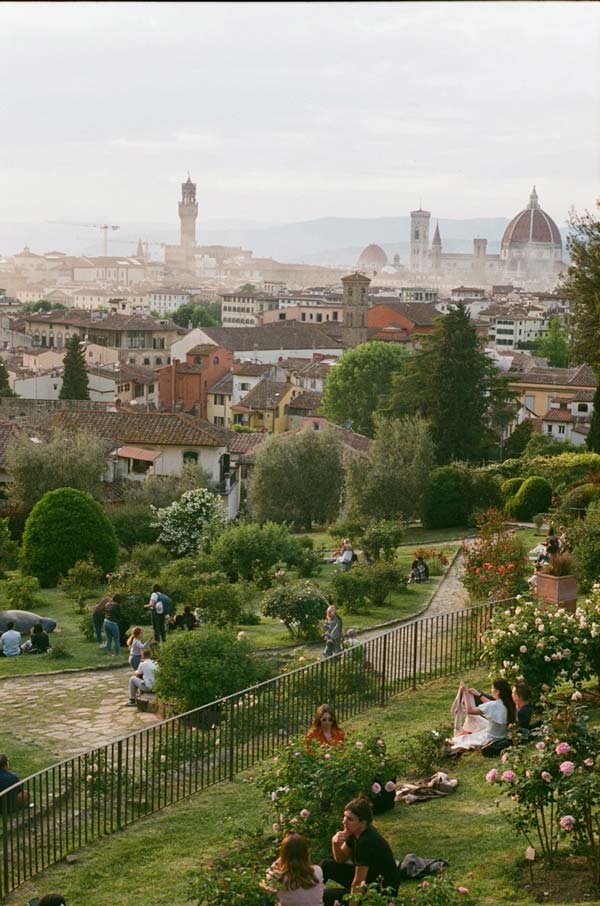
<box><xmin>1</xmin><ymin>599</ymin><xmax>497</xmax><ymax>897</ymax></box>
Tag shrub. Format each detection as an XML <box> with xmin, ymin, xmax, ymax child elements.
<box><xmin>359</xmin><ymin>520</ymin><xmax>405</xmax><ymax>562</ymax></box>
<box><xmin>154</xmin><ymin>628</ymin><xmax>274</xmax><ymax>712</ymax></box>
<box><xmin>107</xmin><ymin>502</ymin><xmax>160</xmax><ymax>548</ymax></box>
<box><xmin>21</xmin><ymin>488</ymin><xmax>119</xmax><ymax>587</ymax></box>
<box><xmin>152</xmin><ymin>488</ymin><xmax>227</xmax><ymax>557</ymax></box>
<box><xmin>262</xmin><ymin>581</ymin><xmax>329</xmax><ymax>640</ymax></box>
<box><xmin>460</xmin><ymin>509</ymin><xmax>528</xmax><ymax>602</ymax></box>
<box><xmin>570</xmin><ymin>501</ymin><xmax>600</xmax><ymax>592</ymax></box>
<box><xmin>107</xmin><ymin>562</ymin><xmax>152</xmax><ymax>634</ymax></box>
<box><xmin>329</xmin><ymin>564</ymin><xmax>405</xmax><ymax>614</ymax></box>
<box><xmin>396</xmin><ymin>727</ymin><xmax>449</xmax><ymax>780</ymax></box>
<box><xmin>471</xmin><ymin>471</ymin><xmax>503</xmax><ymax>512</ymax></box>
<box><xmin>500</xmin><ymin>477</ymin><xmax>524</xmax><ymax>502</ymax></box>
<box><xmin>211</xmin><ymin>522</ymin><xmax>305</xmax><ymax>588</ymax></box>
<box><xmin>420</xmin><ymin>465</ymin><xmax>473</xmax><ymax>529</ymax></box>
<box><xmin>0</xmin><ymin>517</ymin><xmax>18</xmax><ymax>576</ymax></box>
<box><xmin>193</xmin><ymin>581</ymin><xmax>246</xmax><ymax>626</ymax></box>
<box><xmin>47</xmin><ymin>641</ymin><xmax>72</xmax><ymax>660</ymax></box>
<box><xmin>412</xmin><ymin>547</ymin><xmax>449</xmax><ymax>576</ymax></box>
<box><xmin>126</xmin><ymin>543</ymin><xmax>172</xmax><ymax>573</ymax></box>
<box><xmin>505</xmin><ymin>475</ymin><xmax>552</xmax><ymax>521</ymax></box>
<box><xmin>559</xmin><ymin>482</ymin><xmax>600</xmax><ymax>516</ymax></box>
<box><xmin>5</xmin><ymin>575</ymin><xmax>41</xmax><ymax>611</ymax></box>
<box><xmin>58</xmin><ymin>556</ymin><xmax>103</xmax><ymax>613</ymax></box>
<box><xmin>256</xmin><ymin>733</ymin><xmax>400</xmax><ymax>850</ymax></box>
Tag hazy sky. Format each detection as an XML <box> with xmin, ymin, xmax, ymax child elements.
<box><xmin>0</xmin><ymin>1</ymin><xmax>598</xmax><ymax>227</ymax></box>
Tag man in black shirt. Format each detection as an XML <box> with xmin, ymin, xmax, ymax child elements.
<box><xmin>321</xmin><ymin>796</ymin><xmax>399</xmax><ymax>905</ymax></box>
<box><xmin>0</xmin><ymin>754</ymin><xmax>28</xmax><ymax>811</ymax></box>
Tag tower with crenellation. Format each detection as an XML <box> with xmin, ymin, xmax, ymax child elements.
<box><xmin>179</xmin><ymin>175</ymin><xmax>198</xmax><ymax>249</ymax></box>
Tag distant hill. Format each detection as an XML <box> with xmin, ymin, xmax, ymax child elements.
<box><xmin>0</xmin><ymin>215</ymin><xmax>569</xmax><ymax>266</ymax></box>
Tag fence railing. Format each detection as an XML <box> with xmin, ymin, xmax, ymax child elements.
<box><xmin>1</xmin><ymin>598</ymin><xmax>498</xmax><ymax>897</ymax></box>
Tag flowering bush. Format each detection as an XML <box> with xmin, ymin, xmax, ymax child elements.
<box><xmin>486</xmin><ymin>701</ymin><xmax>600</xmax><ymax>886</ymax></box>
<box><xmin>460</xmin><ymin>509</ymin><xmax>528</xmax><ymax>602</ymax></box>
<box><xmin>262</xmin><ymin>581</ymin><xmax>330</xmax><ymax>640</ymax></box>
<box><xmin>412</xmin><ymin>547</ymin><xmax>450</xmax><ymax>577</ymax></box>
<box><xmin>152</xmin><ymin>488</ymin><xmax>226</xmax><ymax>557</ymax></box>
<box><xmin>190</xmin><ymin>863</ymin><xmax>275</xmax><ymax>906</ymax></box>
<box><xmin>256</xmin><ymin>732</ymin><xmax>400</xmax><ymax>848</ymax></box>
<box><xmin>481</xmin><ymin>598</ymin><xmax>600</xmax><ymax>696</ymax></box>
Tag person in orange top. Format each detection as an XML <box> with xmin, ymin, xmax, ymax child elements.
<box><xmin>306</xmin><ymin>704</ymin><xmax>345</xmax><ymax>746</ymax></box>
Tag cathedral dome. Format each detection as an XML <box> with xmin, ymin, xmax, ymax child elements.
<box><xmin>357</xmin><ymin>244</ymin><xmax>388</xmax><ymax>270</ymax></box>
<box><xmin>501</xmin><ymin>187</ymin><xmax>562</xmax><ymax>250</ymax></box>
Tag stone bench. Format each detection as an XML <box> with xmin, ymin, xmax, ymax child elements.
<box><xmin>136</xmin><ymin>692</ymin><xmax>160</xmax><ymax>714</ymax></box>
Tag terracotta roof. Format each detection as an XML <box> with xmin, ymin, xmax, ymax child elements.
<box><xmin>234</xmin><ymin>380</ymin><xmax>292</xmax><ymax>411</ymax></box>
<box><xmin>569</xmin><ymin>364</ymin><xmax>596</xmax><ymax>387</ymax></box>
<box><xmin>233</xmin><ymin>361</ymin><xmax>274</xmax><ymax>376</ymax></box>
<box><xmin>369</xmin><ymin>301</ymin><xmax>441</xmax><ymax>326</ymax></box>
<box><xmin>208</xmin><ymin>371</ymin><xmax>234</xmax><ymax>395</ymax></box>
<box><xmin>296</xmin><ymin>417</ymin><xmax>372</xmax><ymax>454</ymax></box>
<box><xmin>187</xmin><ymin>344</ymin><xmax>223</xmax><ymax>356</ymax></box>
<box><xmin>510</xmin><ymin>365</ymin><xmax>596</xmax><ymax>388</ymax></box>
<box><xmin>90</xmin><ymin>363</ymin><xmax>158</xmax><ymax>384</ymax></box>
<box><xmin>24</xmin><ymin>311</ymin><xmax>179</xmax><ymax>331</ymax></box>
<box><xmin>541</xmin><ymin>408</ymin><xmax>573</xmax><ymax>423</ymax></box>
<box><xmin>227</xmin><ymin>432</ymin><xmax>269</xmax><ymax>455</ymax></box>
<box><xmin>572</xmin><ymin>389</ymin><xmax>594</xmax><ymax>403</ymax></box>
<box><xmin>202</xmin><ymin>322</ymin><xmax>345</xmax><ymax>351</ymax></box>
<box><xmin>296</xmin><ymin>359</ymin><xmax>334</xmax><ymax>379</ymax></box>
<box><xmin>49</xmin><ymin>410</ymin><xmax>226</xmax><ymax>447</ymax></box>
<box><xmin>287</xmin><ymin>389</ymin><xmax>323</xmax><ymax>412</ymax></box>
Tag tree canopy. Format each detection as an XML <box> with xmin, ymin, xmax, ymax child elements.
<box><xmin>168</xmin><ymin>301</ymin><xmax>220</xmax><ymax>329</ymax></box>
<box><xmin>321</xmin><ymin>341</ymin><xmax>407</xmax><ymax>437</ymax></box>
<box><xmin>344</xmin><ymin>414</ymin><xmax>434</xmax><ymax>522</ymax></box>
<box><xmin>59</xmin><ymin>334</ymin><xmax>89</xmax><ymax>400</ymax></box>
<box><xmin>384</xmin><ymin>304</ymin><xmax>516</xmax><ymax>463</ymax></box>
<box><xmin>22</xmin><ymin>299</ymin><xmax>67</xmax><ymax>313</ymax></box>
<box><xmin>562</xmin><ymin>210</ymin><xmax>600</xmax><ymax>374</ymax></box>
<box><xmin>533</xmin><ymin>317</ymin><xmax>570</xmax><ymax>368</ymax></box>
<box><xmin>0</xmin><ymin>361</ymin><xmax>16</xmax><ymax>398</ymax></box>
<box><xmin>586</xmin><ymin>383</ymin><xmax>600</xmax><ymax>453</ymax></box>
<box><xmin>249</xmin><ymin>428</ymin><xmax>343</xmax><ymax>529</ymax></box>
<box><xmin>6</xmin><ymin>428</ymin><xmax>107</xmax><ymax>512</ymax></box>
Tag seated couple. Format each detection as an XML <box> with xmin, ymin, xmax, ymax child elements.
<box><xmin>266</xmin><ymin>797</ymin><xmax>400</xmax><ymax>906</ymax></box>
<box><xmin>448</xmin><ymin>678</ymin><xmax>533</xmax><ymax>753</ymax></box>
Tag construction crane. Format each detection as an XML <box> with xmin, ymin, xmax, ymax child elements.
<box><xmin>49</xmin><ymin>221</ymin><xmax>121</xmax><ymax>257</ymax></box>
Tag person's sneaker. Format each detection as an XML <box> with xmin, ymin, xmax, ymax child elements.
<box><xmin>98</xmin><ymin>644</ymin><xmax>105</xmax><ymax>649</ymax></box>
<box><xmin>126</xmin><ymin>700</ymin><xmax>136</xmax><ymax>707</ymax></box>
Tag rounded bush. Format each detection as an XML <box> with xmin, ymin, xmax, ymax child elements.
<box><xmin>471</xmin><ymin>472</ymin><xmax>502</xmax><ymax>512</ymax></box>
<box><xmin>108</xmin><ymin>503</ymin><xmax>160</xmax><ymax>548</ymax></box>
<box><xmin>21</xmin><ymin>488</ymin><xmax>118</xmax><ymax>587</ymax></box>
<box><xmin>559</xmin><ymin>482</ymin><xmax>600</xmax><ymax>515</ymax></box>
<box><xmin>500</xmin><ymin>477</ymin><xmax>524</xmax><ymax>502</ymax></box>
<box><xmin>420</xmin><ymin>466</ymin><xmax>474</xmax><ymax>529</ymax></box>
<box><xmin>154</xmin><ymin>628</ymin><xmax>274</xmax><ymax>712</ymax></box>
<box><xmin>505</xmin><ymin>475</ymin><xmax>552</xmax><ymax>522</ymax></box>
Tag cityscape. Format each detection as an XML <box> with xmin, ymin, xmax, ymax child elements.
<box><xmin>0</xmin><ymin>4</ymin><xmax>599</xmax><ymax>906</ymax></box>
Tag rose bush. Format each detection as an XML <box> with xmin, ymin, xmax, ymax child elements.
<box><xmin>486</xmin><ymin>701</ymin><xmax>600</xmax><ymax>887</ymax></box>
<box><xmin>460</xmin><ymin>509</ymin><xmax>528</xmax><ymax>602</ymax></box>
<box><xmin>481</xmin><ymin>597</ymin><xmax>600</xmax><ymax>696</ymax></box>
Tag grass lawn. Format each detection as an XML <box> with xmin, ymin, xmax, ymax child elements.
<box><xmin>10</xmin><ymin>669</ymin><xmax>599</xmax><ymax>906</ymax></box>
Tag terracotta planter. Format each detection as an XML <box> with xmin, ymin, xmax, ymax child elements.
<box><xmin>536</xmin><ymin>573</ymin><xmax>578</xmax><ymax>613</ymax></box>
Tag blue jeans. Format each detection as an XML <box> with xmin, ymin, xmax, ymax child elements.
<box><xmin>129</xmin><ymin>655</ymin><xmax>141</xmax><ymax>671</ymax></box>
<box><xmin>104</xmin><ymin>619</ymin><xmax>120</xmax><ymax>655</ymax></box>
<box><xmin>93</xmin><ymin>612</ymin><xmax>104</xmax><ymax>644</ymax></box>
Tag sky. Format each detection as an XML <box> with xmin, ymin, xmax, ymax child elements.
<box><xmin>0</xmin><ymin>1</ymin><xmax>598</xmax><ymax>228</ymax></box>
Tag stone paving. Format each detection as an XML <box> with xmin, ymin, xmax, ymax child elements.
<box><xmin>2</xmin><ymin>553</ymin><xmax>469</xmax><ymax>761</ymax></box>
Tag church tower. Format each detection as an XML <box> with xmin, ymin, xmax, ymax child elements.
<box><xmin>341</xmin><ymin>271</ymin><xmax>371</xmax><ymax>348</ymax></box>
<box><xmin>410</xmin><ymin>208</ymin><xmax>431</xmax><ymax>272</ymax></box>
<box><xmin>431</xmin><ymin>222</ymin><xmax>442</xmax><ymax>272</ymax></box>
<box><xmin>179</xmin><ymin>175</ymin><xmax>198</xmax><ymax>249</ymax></box>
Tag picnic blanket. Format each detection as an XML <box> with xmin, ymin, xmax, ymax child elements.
<box><xmin>395</xmin><ymin>771</ymin><xmax>458</xmax><ymax>805</ymax></box>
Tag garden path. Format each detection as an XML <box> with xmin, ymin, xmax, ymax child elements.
<box><xmin>3</xmin><ymin>553</ymin><xmax>470</xmax><ymax>761</ymax></box>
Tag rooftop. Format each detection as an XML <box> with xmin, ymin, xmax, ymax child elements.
<box><xmin>49</xmin><ymin>410</ymin><xmax>226</xmax><ymax>447</ymax></box>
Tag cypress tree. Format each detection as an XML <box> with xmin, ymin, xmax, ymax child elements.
<box><xmin>0</xmin><ymin>360</ymin><xmax>16</xmax><ymax>397</ymax></box>
<box><xmin>586</xmin><ymin>384</ymin><xmax>600</xmax><ymax>453</ymax></box>
<box><xmin>59</xmin><ymin>335</ymin><xmax>89</xmax><ymax>400</ymax></box>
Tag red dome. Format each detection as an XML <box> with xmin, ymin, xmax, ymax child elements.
<box><xmin>357</xmin><ymin>244</ymin><xmax>388</xmax><ymax>268</ymax></box>
<box><xmin>501</xmin><ymin>188</ymin><xmax>562</xmax><ymax>248</ymax></box>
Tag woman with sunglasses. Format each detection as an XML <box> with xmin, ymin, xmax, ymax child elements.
<box><xmin>306</xmin><ymin>704</ymin><xmax>345</xmax><ymax>746</ymax></box>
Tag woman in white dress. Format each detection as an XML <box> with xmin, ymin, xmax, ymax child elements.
<box><xmin>448</xmin><ymin>678</ymin><xmax>515</xmax><ymax>752</ymax></box>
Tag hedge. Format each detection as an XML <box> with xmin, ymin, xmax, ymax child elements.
<box><xmin>505</xmin><ymin>475</ymin><xmax>552</xmax><ymax>522</ymax></box>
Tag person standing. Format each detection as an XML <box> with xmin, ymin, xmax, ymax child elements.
<box><xmin>323</xmin><ymin>605</ymin><xmax>343</xmax><ymax>657</ymax></box>
<box><xmin>103</xmin><ymin>594</ymin><xmax>122</xmax><ymax>657</ymax></box>
<box><xmin>145</xmin><ymin>584</ymin><xmax>169</xmax><ymax>643</ymax></box>
<box><xmin>321</xmin><ymin>796</ymin><xmax>400</xmax><ymax>906</ymax></box>
<box><xmin>126</xmin><ymin>626</ymin><xmax>151</xmax><ymax>671</ymax></box>
<box><xmin>92</xmin><ymin>595</ymin><xmax>111</xmax><ymax>647</ymax></box>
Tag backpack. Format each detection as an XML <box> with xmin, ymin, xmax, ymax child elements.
<box><xmin>157</xmin><ymin>592</ymin><xmax>171</xmax><ymax>615</ymax></box>
<box><xmin>481</xmin><ymin>737</ymin><xmax>512</xmax><ymax>758</ymax></box>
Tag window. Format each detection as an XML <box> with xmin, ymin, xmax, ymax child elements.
<box><xmin>240</xmin><ymin>382</ymin><xmax>250</xmax><ymax>391</ymax></box>
<box><xmin>578</xmin><ymin>403</ymin><xmax>588</xmax><ymax>413</ymax></box>
<box><xmin>155</xmin><ymin>357</ymin><xmax>162</xmax><ymax>365</ymax></box>
<box><xmin>213</xmin><ymin>416</ymin><xmax>225</xmax><ymax>426</ymax></box>
<box><xmin>143</xmin><ymin>357</ymin><xmax>150</xmax><ymax>365</ymax></box>
<box><xmin>213</xmin><ymin>356</ymin><xmax>219</xmax><ymax>365</ymax></box>
<box><xmin>558</xmin><ymin>425</ymin><xmax>566</xmax><ymax>435</ymax></box>
<box><xmin>183</xmin><ymin>451</ymin><xmax>198</xmax><ymax>464</ymax></box>
<box><xmin>149</xmin><ymin>384</ymin><xmax>154</xmax><ymax>393</ymax></box>
<box><xmin>547</xmin><ymin>424</ymin><xmax>553</xmax><ymax>433</ymax></box>
<box><xmin>524</xmin><ymin>395</ymin><xmax>535</xmax><ymax>411</ymax></box>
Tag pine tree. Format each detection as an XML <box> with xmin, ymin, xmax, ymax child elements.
<box><xmin>0</xmin><ymin>360</ymin><xmax>16</xmax><ymax>397</ymax></box>
<box><xmin>385</xmin><ymin>304</ymin><xmax>516</xmax><ymax>463</ymax></box>
<box><xmin>562</xmin><ymin>210</ymin><xmax>600</xmax><ymax>371</ymax></box>
<box><xmin>586</xmin><ymin>384</ymin><xmax>600</xmax><ymax>453</ymax></box>
<box><xmin>59</xmin><ymin>335</ymin><xmax>89</xmax><ymax>400</ymax></box>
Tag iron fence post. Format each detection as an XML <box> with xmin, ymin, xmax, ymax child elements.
<box><xmin>116</xmin><ymin>740</ymin><xmax>123</xmax><ymax>830</ymax></box>
<box><xmin>228</xmin><ymin>698</ymin><xmax>236</xmax><ymax>782</ymax></box>
<box><xmin>380</xmin><ymin>634</ymin><xmax>388</xmax><ymax>706</ymax></box>
<box><xmin>411</xmin><ymin>621</ymin><xmax>419</xmax><ymax>691</ymax></box>
<box><xmin>1</xmin><ymin>798</ymin><xmax>9</xmax><ymax>899</ymax></box>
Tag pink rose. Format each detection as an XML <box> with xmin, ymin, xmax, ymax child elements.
<box><xmin>571</xmin><ymin>691</ymin><xmax>583</xmax><ymax>701</ymax></box>
<box><xmin>385</xmin><ymin>781</ymin><xmax>396</xmax><ymax>793</ymax></box>
<box><xmin>501</xmin><ymin>770</ymin><xmax>516</xmax><ymax>782</ymax></box>
<box><xmin>555</xmin><ymin>742</ymin><xmax>570</xmax><ymax>755</ymax></box>
<box><xmin>300</xmin><ymin>809</ymin><xmax>310</xmax><ymax>818</ymax></box>
<box><xmin>541</xmin><ymin>771</ymin><xmax>552</xmax><ymax>782</ymax></box>
<box><xmin>376</xmin><ymin>739</ymin><xmax>384</xmax><ymax>747</ymax></box>
<box><xmin>421</xmin><ymin>881</ymin><xmax>429</xmax><ymax>889</ymax></box>
<box><xmin>355</xmin><ymin>742</ymin><xmax>364</xmax><ymax>749</ymax></box>
<box><xmin>324</xmin><ymin>753</ymin><xmax>331</xmax><ymax>760</ymax></box>
<box><xmin>559</xmin><ymin>815</ymin><xmax>575</xmax><ymax>831</ymax></box>
<box><xmin>535</xmin><ymin>742</ymin><xmax>545</xmax><ymax>750</ymax></box>
<box><xmin>457</xmin><ymin>887</ymin><xmax>469</xmax><ymax>894</ymax></box>
<box><xmin>272</xmin><ymin>823</ymin><xmax>280</xmax><ymax>832</ymax></box>
<box><xmin>584</xmin><ymin>758</ymin><xmax>594</xmax><ymax>767</ymax></box>
<box><xmin>290</xmin><ymin>817</ymin><xmax>298</xmax><ymax>824</ymax></box>
<box><xmin>371</xmin><ymin>782</ymin><xmax>382</xmax><ymax>794</ymax></box>
<box><xmin>485</xmin><ymin>769</ymin><xmax>498</xmax><ymax>783</ymax></box>
<box><xmin>559</xmin><ymin>761</ymin><xmax>575</xmax><ymax>775</ymax></box>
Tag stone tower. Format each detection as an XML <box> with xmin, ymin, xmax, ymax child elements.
<box><xmin>431</xmin><ymin>222</ymin><xmax>442</xmax><ymax>272</ymax></box>
<box><xmin>179</xmin><ymin>175</ymin><xmax>198</xmax><ymax>249</ymax></box>
<box><xmin>341</xmin><ymin>271</ymin><xmax>371</xmax><ymax>348</ymax></box>
<box><xmin>473</xmin><ymin>238</ymin><xmax>487</xmax><ymax>280</ymax></box>
<box><xmin>410</xmin><ymin>208</ymin><xmax>431</xmax><ymax>272</ymax></box>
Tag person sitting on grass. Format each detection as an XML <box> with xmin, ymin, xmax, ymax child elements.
<box><xmin>265</xmin><ymin>832</ymin><xmax>324</xmax><ymax>906</ymax></box>
<box><xmin>21</xmin><ymin>622</ymin><xmax>51</xmax><ymax>655</ymax></box>
<box><xmin>320</xmin><ymin>795</ymin><xmax>400</xmax><ymax>906</ymax></box>
<box><xmin>126</xmin><ymin>648</ymin><xmax>157</xmax><ymax>707</ymax></box>
<box><xmin>448</xmin><ymin>678</ymin><xmax>515</xmax><ymax>752</ymax></box>
<box><xmin>174</xmin><ymin>605</ymin><xmax>197</xmax><ymax>631</ymax></box>
<box><xmin>407</xmin><ymin>558</ymin><xmax>427</xmax><ymax>584</ymax></box>
<box><xmin>306</xmin><ymin>704</ymin><xmax>345</xmax><ymax>747</ymax></box>
<box><xmin>512</xmin><ymin>682</ymin><xmax>534</xmax><ymax>732</ymax></box>
<box><xmin>0</xmin><ymin>621</ymin><xmax>21</xmax><ymax>657</ymax></box>
<box><xmin>38</xmin><ymin>896</ymin><xmax>66</xmax><ymax>906</ymax></box>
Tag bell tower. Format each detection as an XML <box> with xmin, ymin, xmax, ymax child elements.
<box><xmin>410</xmin><ymin>208</ymin><xmax>431</xmax><ymax>272</ymax></box>
<box><xmin>341</xmin><ymin>271</ymin><xmax>371</xmax><ymax>348</ymax></box>
<box><xmin>179</xmin><ymin>175</ymin><xmax>198</xmax><ymax>249</ymax></box>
